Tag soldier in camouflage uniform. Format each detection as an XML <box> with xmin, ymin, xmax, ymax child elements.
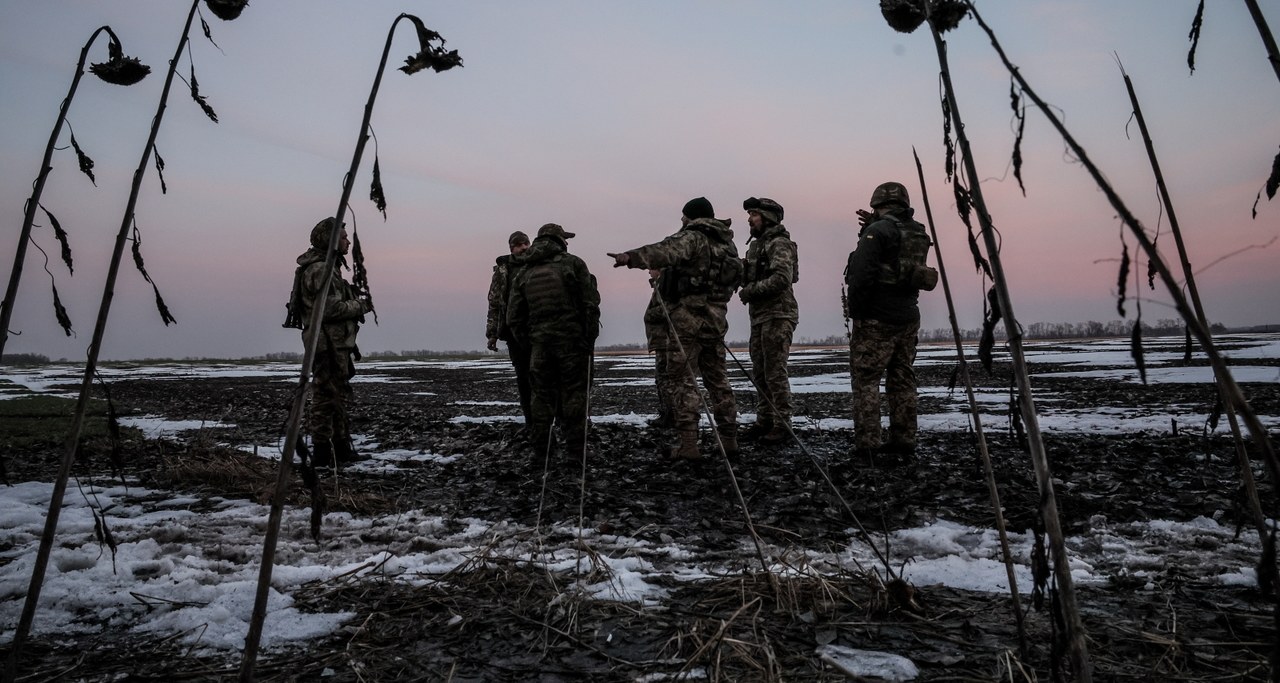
<box><xmin>844</xmin><ymin>182</ymin><xmax>937</xmax><ymax>460</ymax></box>
<box><xmin>507</xmin><ymin>223</ymin><xmax>601</xmax><ymax>463</ymax></box>
<box><xmin>739</xmin><ymin>197</ymin><xmax>799</xmax><ymax>445</ymax></box>
<box><xmin>486</xmin><ymin>230</ymin><xmax>533</xmax><ymax>428</ymax></box>
<box><xmin>294</xmin><ymin>218</ymin><xmax>372</xmax><ymax>469</ymax></box>
<box><xmin>609</xmin><ymin>197</ymin><xmax>741</xmax><ymax>461</ymax></box>
<box><xmin>644</xmin><ymin>268</ymin><xmax>676</xmax><ymax>429</ymax></box>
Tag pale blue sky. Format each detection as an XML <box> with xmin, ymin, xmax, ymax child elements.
<box><xmin>1</xmin><ymin>1</ymin><xmax>1276</xmax><ymax>360</ymax></box>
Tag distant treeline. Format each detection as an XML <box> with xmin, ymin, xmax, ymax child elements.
<box><xmin>7</xmin><ymin>320</ymin><xmax>1272</xmax><ymax>366</ymax></box>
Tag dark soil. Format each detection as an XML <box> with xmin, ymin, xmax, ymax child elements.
<box><xmin>2</xmin><ymin>338</ymin><xmax>1277</xmax><ymax>682</ymax></box>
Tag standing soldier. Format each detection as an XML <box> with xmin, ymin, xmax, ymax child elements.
<box><xmin>739</xmin><ymin>197</ymin><xmax>798</xmax><ymax>445</ymax></box>
<box><xmin>486</xmin><ymin>230</ymin><xmax>533</xmax><ymax>430</ymax></box>
<box><xmin>290</xmin><ymin>217</ymin><xmax>373</xmax><ymax>470</ymax></box>
<box><xmin>644</xmin><ymin>268</ymin><xmax>676</xmax><ymax>429</ymax></box>
<box><xmin>844</xmin><ymin>182</ymin><xmax>938</xmax><ymax>461</ymax></box>
<box><xmin>608</xmin><ymin>197</ymin><xmax>742</xmax><ymax>461</ymax></box>
<box><xmin>507</xmin><ymin>223</ymin><xmax>601</xmax><ymax>465</ymax></box>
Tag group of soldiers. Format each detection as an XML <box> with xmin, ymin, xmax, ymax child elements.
<box><xmin>293</xmin><ymin>181</ymin><xmax>936</xmax><ymax>470</ymax></box>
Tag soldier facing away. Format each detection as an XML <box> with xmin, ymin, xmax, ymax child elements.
<box><xmin>609</xmin><ymin>197</ymin><xmax>742</xmax><ymax>461</ymax></box>
<box><xmin>486</xmin><ymin>230</ymin><xmax>533</xmax><ymax>429</ymax></box>
<box><xmin>507</xmin><ymin>223</ymin><xmax>601</xmax><ymax>465</ymax></box>
<box><xmin>844</xmin><ymin>182</ymin><xmax>938</xmax><ymax>461</ymax></box>
<box><xmin>739</xmin><ymin>197</ymin><xmax>799</xmax><ymax>445</ymax></box>
<box><xmin>291</xmin><ymin>217</ymin><xmax>373</xmax><ymax>470</ymax></box>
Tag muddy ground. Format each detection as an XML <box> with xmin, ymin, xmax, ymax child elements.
<box><xmin>2</xmin><ymin>338</ymin><xmax>1278</xmax><ymax>682</ymax></box>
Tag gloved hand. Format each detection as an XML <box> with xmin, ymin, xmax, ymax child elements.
<box><xmin>486</xmin><ymin>338</ymin><xmax>498</xmax><ymax>352</ymax></box>
<box><xmin>608</xmin><ymin>252</ymin><xmax>630</xmax><ymax>268</ymax></box>
<box><xmin>856</xmin><ymin>208</ymin><xmax>875</xmax><ymax>229</ymax></box>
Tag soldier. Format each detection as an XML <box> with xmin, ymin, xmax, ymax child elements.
<box><xmin>844</xmin><ymin>182</ymin><xmax>938</xmax><ymax>461</ymax></box>
<box><xmin>507</xmin><ymin>223</ymin><xmax>601</xmax><ymax>464</ymax></box>
<box><xmin>291</xmin><ymin>217</ymin><xmax>373</xmax><ymax>469</ymax></box>
<box><xmin>739</xmin><ymin>197</ymin><xmax>799</xmax><ymax>445</ymax></box>
<box><xmin>644</xmin><ymin>268</ymin><xmax>676</xmax><ymax>429</ymax></box>
<box><xmin>486</xmin><ymin>230</ymin><xmax>533</xmax><ymax>429</ymax></box>
<box><xmin>608</xmin><ymin>197</ymin><xmax>742</xmax><ymax>461</ymax></box>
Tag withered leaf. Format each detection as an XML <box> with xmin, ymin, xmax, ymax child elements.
<box><xmin>131</xmin><ymin>221</ymin><xmax>177</xmax><ymax>326</ymax></box>
<box><xmin>1130</xmin><ymin>320</ymin><xmax>1147</xmax><ymax>385</ymax></box>
<box><xmin>50</xmin><ymin>280</ymin><xmax>73</xmax><ymax>337</ymax></box>
<box><xmin>1116</xmin><ymin>242</ymin><xmax>1130</xmax><ymax>318</ymax></box>
<box><xmin>351</xmin><ymin>229</ymin><xmax>377</xmax><ymax>325</ymax></box>
<box><xmin>1187</xmin><ymin>0</ymin><xmax>1205</xmax><ymax>74</ymax></box>
<box><xmin>370</xmin><ymin>155</ymin><xmax>387</xmax><ymax>220</ymax></box>
<box><xmin>189</xmin><ymin>66</ymin><xmax>219</xmax><ymax>123</ymax></box>
<box><xmin>1010</xmin><ymin>81</ymin><xmax>1026</xmax><ymax>196</ymax></box>
<box><xmin>154</xmin><ymin>148</ymin><xmax>167</xmax><ymax>194</ymax></box>
<box><xmin>199</xmin><ymin>14</ymin><xmax>223</xmax><ymax>51</ymax></box>
<box><xmin>1265</xmin><ymin>146</ymin><xmax>1280</xmax><ymax>201</ymax></box>
<box><xmin>69</xmin><ymin>133</ymin><xmax>96</xmax><ymax>186</ymax></box>
<box><xmin>40</xmin><ymin>205</ymin><xmax>74</xmax><ymax>274</ymax></box>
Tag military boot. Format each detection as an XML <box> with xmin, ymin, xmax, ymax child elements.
<box><xmin>646</xmin><ymin>408</ymin><xmax>674</xmax><ymax>429</ymax></box>
<box><xmin>333</xmin><ymin>438</ymin><xmax>370</xmax><ymax>464</ymax></box>
<box><xmin>717</xmin><ymin>424</ymin><xmax>740</xmax><ymax>459</ymax></box>
<box><xmin>759</xmin><ymin>421</ymin><xmax>790</xmax><ymax>446</ymax></box>
<box><xmin>672</xmin><ymin>428</ymin><xmax>703</xmax><ymax>460</ymax></box>
<box><xmin>742</xmin><ymin>417</ymin><xmax>773</xmax><ymax>441</ymax></box>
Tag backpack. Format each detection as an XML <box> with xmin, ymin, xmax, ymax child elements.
<box><xmin>878</xmin><ymin>216</ymin><xmax>938</xmax><ymax>291</ymax></box>
<box><xmin>680</xmin><ymin>224</ymin><xmax>742</xmax><ymax>302</ymax></box>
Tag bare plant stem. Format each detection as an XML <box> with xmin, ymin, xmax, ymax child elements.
<box><xmin>912</xmin><ymin>147</ymin><xmax>1027</xmax><ymax>658</ymax></box>
<box><xmin>1243</xmin><ymin>0</ymin><xmax>1280</xmax><ymax>85</ymax></box>
<box><xmin>1120</xmin><ymin>69</ymin><xmax>1268</xmax><ymax>539</ymax></box>
<box><xmin>238</xmin><ymin>14</ymin><xmax>418</xmax><ymax>681</ymax></box>
<box><xmin>2</xmin><ymin>5</ymin><xmax>202</xmax><ymax>680</ymax></box>
<box><xmin>927</xmin><ymin>20</ymin><xmax>1094</xmax><ymax>682</ymax></box>
<box><xmin>0</xmin><ymin>26</ymin><xmax>118</xmax><ymax>359</ymax></box>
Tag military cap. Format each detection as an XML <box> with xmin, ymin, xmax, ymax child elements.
<box><xmin>508</xmin><ymin>230</ymin><xmax>530</xmax><ymax>247</ymax></box>
<box><xmin>682</xmin><ymin>197</ymin><xmax>715</xmax><ymax>221</ymax></box>
<box><xmin>537</xmin><ymin>223</ymin><xmax>575</xmax><ymax>240</ymax></box>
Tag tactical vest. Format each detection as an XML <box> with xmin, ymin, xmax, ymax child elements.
<box><xmin>522</xmin><ymin>256</ymin><xmax>575</xmax><ymax>321</ymax></box>
<box><xmin>752</xmin><ymin>233</ymin><xmax>799</xmax><ymax>285</ymax></box>
<box><xmin>877</xmin><ymin>216</ymin><xmax>938</xmax><ymax>291</ymax></box>
<box><xmin>668</xmin><ymin>224</ymin><xmax>742</xmax><ymax>303</ymax></box>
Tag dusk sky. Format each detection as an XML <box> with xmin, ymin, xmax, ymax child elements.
<box><xmin>1</xmin><ymin>1</ymin><xmax>1276</xmax><ymax>361</ymax></box>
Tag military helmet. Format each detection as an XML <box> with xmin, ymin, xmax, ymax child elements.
<box><xmin>869</xmin><ymin>182</ymin><xmax>910</xmax><ymax>209</ymax></box>
<box><xmin>310</xmin><ymin>217</ymin><xmax>343</xmax><ymax>248</ymax></box>
<box><xmin>743</xmin><ymin>197</ymin><xmax>784</xmax><ymax>224</ymax></box>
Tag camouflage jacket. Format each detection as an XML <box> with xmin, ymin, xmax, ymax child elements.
<box><xmin>740</xmin><ymin>223</ymin><xmax>799</xmax><ymax>324</ymax></box>
<box><xmin>485</xmin><ymin>254</ymin><xmax>515</xmax><ymax>342</ymax></box>
<box><xmin>296</xmin><ymin>248</ymin><xmax>365</xmax><ymax>352</ymax></box>
<box><xmin>622</xmin><ymin>218</ymin><xmax>737</xmax><ymax>340</ymax></box>
<box><xmin>844</xmin><ymin>207</ymin><xmax>925</xmax><ymax>325</ymax></box>
<box><xmin>507</xmin><ymin>236</ymin><xmax>601</xmax><ymax>345</ymax></box>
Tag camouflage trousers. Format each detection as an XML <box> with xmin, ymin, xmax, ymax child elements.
<box><xmin>507</xmin><ymin>338</ymin><xmax>533</xmax><ymax>425</ymax></box>
<box><xmin>308</xmin><ymin>347</ymin><xmax>355</xmax><ymax>446</ymax></box>
<box><xmin>749</xmin><ymin>318</ymin><xmax>795</xmax><ymax>426</ymax></box>
<box><xmin>528</xmin><ymin>338</ymin><xmax>591</xmax><ymax>452</ymax></box>
<box><xmin>662</xmin><ymin>333</ymin><xmax>737</xmax><ymax>433</ymax></box>
<box><xmin>646</xmin><ymin>321</ymin><xmax>675</xmax><ymax>420</ymax></box>
<box><xmin>849</xmin><ymin>319</ymin><xmax>920</xmax><ymax>450</ymax></box>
